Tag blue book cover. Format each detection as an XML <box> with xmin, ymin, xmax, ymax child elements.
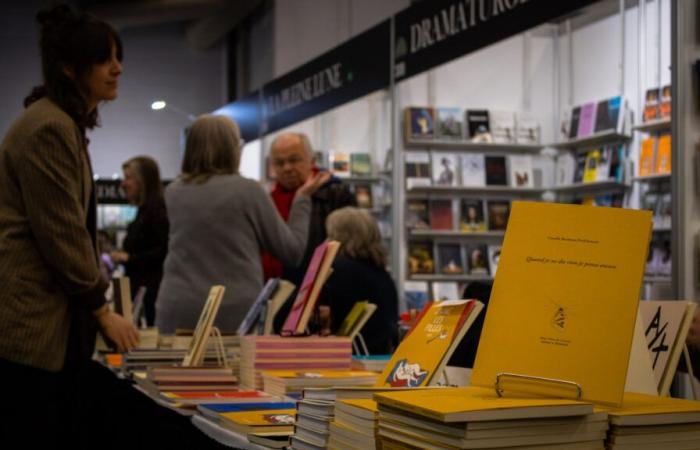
<box><xmin>199</xmin><ymin>402</ymin><xmax>296</xmax><ymax>414</ymax></box>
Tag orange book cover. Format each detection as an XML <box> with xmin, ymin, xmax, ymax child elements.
<box><xmin>638</xmin><ymin>137</ymin><xmax>656</xmax><ymax>177</ymax></box>
<box><xmin>655</xmin><ymin>134</ymin><xmax>671</xmax><ymax>174</ymax></box>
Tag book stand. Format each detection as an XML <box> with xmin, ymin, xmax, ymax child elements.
<box><xmin>682</xmin><ymin>344</ymin><xmax>698</xmax><ymax>400</ymax></box>
<box><xmin>352</xmin><ymin>333</ymin><xmax>370</xmax><ymax>356</ymax></box>
<box><xmin>209</xmin><ymin>326</ymin><xmax>229</xmax><ymax>368</ymax></box>
<box><xmin>494</xmin><ymin>372</ymin><xmax>583</xmax><ymax>400</ymax></box>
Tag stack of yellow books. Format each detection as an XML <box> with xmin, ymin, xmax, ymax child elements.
<box><xmin>375</xmin><ymin>387</ymin><xmax>608</xmax><ymax>449</ymax></box>
<box><xmin>327</xmin><ymin>399</ymin><xmax>379</xmax><ymax>449</ymax></box>
<box><xmin>262</xmin><ymin>370</ymin><xmax>378</xmax><ymax>397</ymax></box>
<box><xmin>602</xmin><ymin>392</ymin><xmax>700</xmax><ymax>450</ymax></box>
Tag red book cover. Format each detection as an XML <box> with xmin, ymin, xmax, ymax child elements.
<box><xmin>429</xmin><ymin>199</ymin><xmax>454</xmax><ymax>230</ymax></box>
<box><xmin>281</xmin><ymin>241</ymin><xmax>329</xmax><ymax>334</ymax></box>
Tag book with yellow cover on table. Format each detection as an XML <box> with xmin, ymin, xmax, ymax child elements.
<box><xmin>374</xmin><ymin>386</ymin><xmax>593</xmax><ymax>423</ymax></box>
<box><xmin>377</xmin><ymin>299</ymin><xmax>483</xmax><ymax>388</ymax></box>
<box><xmin>219</xmin><ymin>408</ymin><xmax>296</xmax><ymax>434</ymax></box>
<box><xmin>471</xmin><ymin>202</ymin><xmax>652</xmax><ymax>407</ymax></box>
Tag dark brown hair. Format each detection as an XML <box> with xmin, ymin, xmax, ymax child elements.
<box><xmin>122</xmin><ymin>156</ymin><xmax>164</xmax><ymax>212</ymax></box>
<box><xmin>24</xmin><ymin>4</ymin><xmax>123</xmax><ymax>130</ymax></box>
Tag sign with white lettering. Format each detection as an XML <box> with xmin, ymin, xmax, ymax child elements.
<box><xmin>393</xmin><ymin>0</ymin><xmax>601</xmax><ymax>81</ymax></box>
<box><xmin>261</xmin><ymin>19</ymin><xmax>391</xmax><ymax>134</ymax></box>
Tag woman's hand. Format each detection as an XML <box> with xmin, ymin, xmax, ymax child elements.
<box><xmin>110</xmin><ymin>250</ymin><xmax>129</xmax><ymax>264</ymax></box>
<box><xmin>296</xmin><ymin>171</ymin><xmax>331</xmax><ymax>198</ymax></box>
<box><xmin>94</xmin><ymin>305</ymin><xmax>139</xmax><ymax>352</ymax></box>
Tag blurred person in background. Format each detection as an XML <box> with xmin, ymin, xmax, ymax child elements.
<box><xmin>111</xmin><ymin>156</ymin><xmax>168</xmax><ymax>327</ymax></box>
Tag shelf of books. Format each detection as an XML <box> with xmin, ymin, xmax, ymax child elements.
<box><xmin>632</xmin><ymin>173</ymin><xmax>671</xmax><ymax>182</ymax></box>
<box><xmin>407</xmin><ymin>185</ymin><xmax>546</xmax><ymax>197</ymax></box>
<box><xmin>404</xmin><ymin>139</ymin><xmax>543</xmax><ymax>154</ymax></box>
<box><xmin>549</xmin><ymin>180</ymin><xmax>628</xmax><ymax>195</ymax></box>
<box><xmin>635</xmin><ymin>85</ymin><xmax>672</xmax><ymax>292</ymax></box>
<box><xmin>632</xmin><ymin>117</ymin><xmax>671</xmax><ymax>133</ymax></box>
<box><xmin>550</xmin><ymin>130</ymin><xmax>632</xmax><ymax>150</ymax></box>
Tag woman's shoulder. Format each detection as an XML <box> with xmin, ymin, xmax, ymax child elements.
<box><xmin>5</xmin><ymin>98</ymin><xmax>77</xmax><ymax>144</ymax></box>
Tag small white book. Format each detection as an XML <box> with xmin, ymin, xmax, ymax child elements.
<box><xmin>405</xmin><ymin>152</ymin><xmax>432</xmax><ymax>189</ymax></box>
<box><xmin>490</xmin><ymin>110</ymin><xmax>516</xmax><ymax>144</ymax></box>
<box><xmin>459</xmin><ymin>154</ymin><xmax>486</xmax><ymax>187</ymax></box>
<box><xmin>555</xmin><ymin>153</ymin><xmax>576</xmax><ymax>187</ymax></box>
<box><xmin>431</xmin><ymin>282</ymin><xmax>460</xmax><ymax>302</ymax></box>
<box><xmin>508</xmin><ymin>155</ymin><xmax>534</xmax><ymax>188</ymax></box>
<box><xmin>431</xmin><ymin>152</ymin><xmax>459</xmax><ymax>187</ymax></box>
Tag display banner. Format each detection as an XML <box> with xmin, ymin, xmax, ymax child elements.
<box><xmin>261</xmin><ymin>19</ymin><xmax>391</xmax><ymax>135</ymax></box>
<box><xmin>213</xmin><ymin>90</ymin><xmax>262</xmax><ymax>143</ymax></box>
<box><xmin>96</xmin><ymin>180</ymin><xmax>127</xmax><ymax>204</ymax></box>
<box><xmin>393</xmin><ymin>0</ymin><xmax>602</xmax><ymax>81</ymax></box>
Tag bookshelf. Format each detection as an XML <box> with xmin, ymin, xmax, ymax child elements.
<box><xmin>632</xmin><ymin>118</ymin><xmax>671</xmax><ymax>133</ymax></box>
<box><xmin>407</xmin><ymin>185</ymin><xmax>546</xmax><ymax>197</ymax></box>
<box><xmin>548</xmin><ymin>180</ymin><xmax>628</xmax><ymax>195</ymax></box>
<box><xmin>404</xmin><ymin>139</ymin><xmax>543</xmax><ymax>153</ymax></box>
<box><xmin>549</xmin><ymin>130</ymin><xmax>632</xmax><ymax>150</ymax></box>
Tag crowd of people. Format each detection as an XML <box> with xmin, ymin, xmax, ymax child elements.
<box><xmin>1</xmin><ymin>3</ymin><xmax>700</xmax><ymax>449</ymax></box>
<box><xmin>0</xmin><ymin>5</ymin><xmax>398</xmax><ymax>447</ymax></box>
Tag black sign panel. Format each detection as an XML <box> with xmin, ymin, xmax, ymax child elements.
<box><xmin>213</xmin><ymin>90</ymin><xmax>262</xmax><ymax>143</ymax></box>
<box><xmin>261</xmin><ymin>19</ymin><xmax>391</xmax><ymax>135</ymax></box>
<box><xmin>96</xmin><ymin>179</ymin><xmax>127</xmax><ymax>204</ymax></box>
<box><xmin>394</xmin><ymin>0</ymin><xmax>601</xmax><ymax>81</ymax></box>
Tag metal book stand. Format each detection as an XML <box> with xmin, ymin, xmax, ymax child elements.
<box><xmin>494</xmin><ymin>373</ymin><xmax>583</xmax><ymax>400</ymax></box>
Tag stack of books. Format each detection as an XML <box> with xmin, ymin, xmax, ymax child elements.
<box><xmin>239</xmin><ymin>336</ymin><xmax>352</xmax><ymax>390</ymax></box>
<box><xmin>328</xmin><ymin>399</ymin><xmax>379</xmax><ymax>449</ymax></box>
<box><xmin>374</xmin><ymin>387</ymin><xmax>607</xmax><ymax>449</ymax></box>
<box><xmin>262</xmin><ymin>370</ymin><xmax>378</xmax><ymax>397</ymax></box>
<box><xmin>134</xmin><ymin>365</ymin><xmax>239</xmax><ymax>397</ymax></box>
<box><xmin>604</xmin><ymin>392</ymin><xmax>700</xmax><ymax>450</ymax></box>
<box><xmin>215</xmin><ymin>407</ymin><xmax>296</xmax><ymax>437</ymax></box>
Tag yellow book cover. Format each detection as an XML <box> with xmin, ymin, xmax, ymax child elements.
<box><xmin>638</xmin><ymin>137</ymin><xmax>657</xmax><ymax>177</ymax></box>
<box><xmin>582</xmin><ymin>149</ymin><xmax>600</xmax><ymax>182</ymax></box>
<box><xmin>604</xmin><ymin>392</ymin><xmax>700</xmax><ymax>426</ymax></box>
<box><xmin>337</xmin><ymin>301</ymin><xmax>369</xmax><ymax>336</ymax></box>
<box><xmin>655</xmin><ymin>134</ymin><xmax>671</xmax><ymax>174</ymax></box>
<box><xmin>219</xmin><ymin>408</ymin><xmax>296</xmax><ymax>431</ymax></box>
<box><xmin>471</xmin><ymin>202</ymin><xmax>652</xmax><ymax>407</ymax></box>
<box><xmin>374</xmin><ymin>386</ymin><xmax>593</xmax><ymax>423</ymax></box>
<box><xmin>377</xmin><ymin>300</ymin><xmax>483</xmax><ymax>388</ymax></box>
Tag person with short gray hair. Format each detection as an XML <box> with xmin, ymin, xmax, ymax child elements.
<box><xmin>156</xmin><ymin>116</ymin><xmax>329</xmax><ymax>333</ymax></box>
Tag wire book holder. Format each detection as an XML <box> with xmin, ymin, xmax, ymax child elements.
<box><xmin>494</xmin><ymin>372</ymin><xmax>583</xmax><ymax>400</ymax></box>
<box><xmin>209</xmin><ymin>326</ymin><xmax>229</xmax><ymax>368</ymax></box>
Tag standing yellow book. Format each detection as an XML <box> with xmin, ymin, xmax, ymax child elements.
<box><xmin>377</xmin><ymin>300</ymin><xmax>483</xmax><ymax>388</ymax></box>
<box><xmin>472</xmin><ymin>202</ymin><xmax>652</xmax><ymax>407</ymax></box>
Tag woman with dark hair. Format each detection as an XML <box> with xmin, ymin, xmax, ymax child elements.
<box><xmin>0</xmin><ymin>4</ymin><xmax>138</xmax><ymax>446</ymax></box>
<box><xmin>111</xmin><ymin>156</ymin><xmax>169</xmax><ymax>326</ymax></box>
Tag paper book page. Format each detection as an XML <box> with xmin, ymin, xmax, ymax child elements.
<box><xmin>183</xmin><ymin>285</ymin><xmax>225</xmax><ymax>367</ymax></box>
<box><xmin>624</xmin><ymin>311</ymin><xmax>658</xmax><ymax>395</ymax></box>
<box><xmin>659</xmin><ymin>302</ymin><xmax>696</xmax><ymax>395</ymax></box>
<box><xmin>472</xmin><ymin>202</ymin><xmax>652</xmax><ymax>406</ymax></box>
<box><xmin>639</xmin><ymin>300</ymin><xmax>689</xmax><ymax>390</ymax></box>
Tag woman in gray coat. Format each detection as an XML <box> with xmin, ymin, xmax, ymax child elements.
<box><xmin>156</xmin><ymin>115</ymin><xmax>329</xmax><ymax>333</ymax></box>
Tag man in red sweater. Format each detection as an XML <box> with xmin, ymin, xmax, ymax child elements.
<box><xmin>262</xmin><ymin>132</ymin><xmax>355</xmax><ymax>287</ymax></box>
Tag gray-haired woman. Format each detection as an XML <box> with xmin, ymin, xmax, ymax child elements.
<box><xmin>155</xmin><ymin>115</ymin><xmax>328</xmax><ymax>333</ymax></box>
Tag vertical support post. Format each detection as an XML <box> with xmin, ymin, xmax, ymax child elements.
<box><xmin>389</xmin><ymin>16</ymin><xmax>406</xmax><ymax>312</ymax></box>
<box><xmin>619</xmin><ymin>0</ymin><xmax>626</xmax><ymax>94</ymax></box>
